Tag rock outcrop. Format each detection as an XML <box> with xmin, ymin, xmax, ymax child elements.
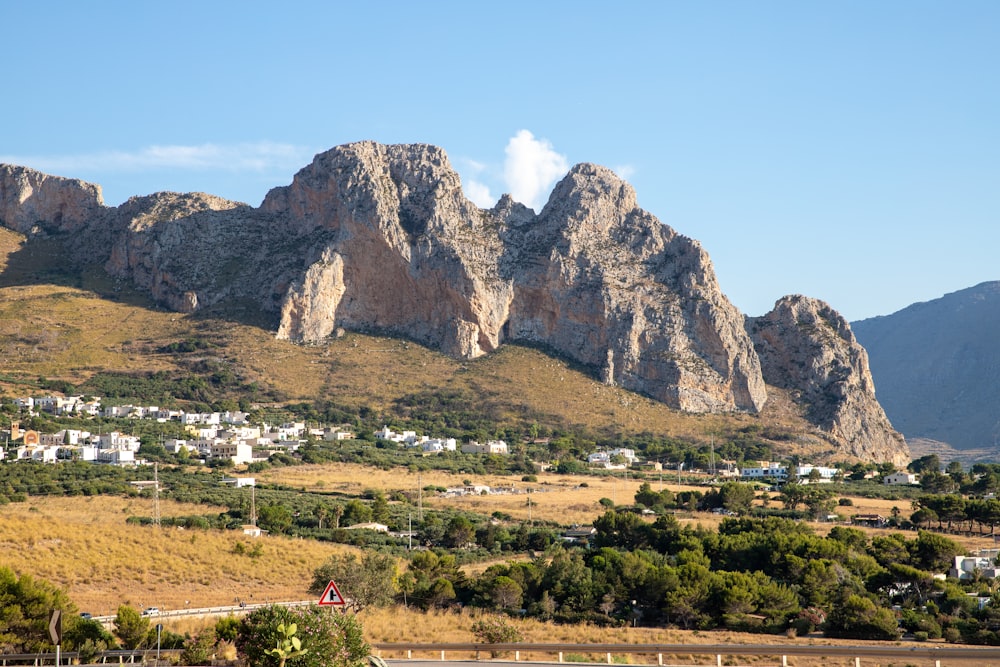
<box><xmin>262</xmin><ymin>143</ymin><xmax>764</xmax><ymax>413</ymax></box>
<box><xmin>0</xmin><ymin>165</ymin><xmax>104</xmax><ymax>235</ymax></box>
<box><xmin>0</xmin><ymin>141</ymin><xmax>910</xmax><ymax>462</ymax></box>
<box><xmin>747</xmin><ymin>295</ymin><xmax>909</xmax><ymax>465</ymax></box>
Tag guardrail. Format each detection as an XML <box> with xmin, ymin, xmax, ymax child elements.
<box><xmin>372</xmin><ymin>641</ymin><xmax>1000</xmax><ymax>666</ymax></box>
<box><xmin>0</xmin><ymin>649</ymin><xmax>185</xmax><ymax>666</ymax></box>
<box><xmin>6</xmin><ymin>641</ymin><xmax>1000</xmax><ymax>667</ymax></box>
<box><xmin>91</xmin><ymin>599</ymin><xmax>315</xmax><ymax>623</ymax></box>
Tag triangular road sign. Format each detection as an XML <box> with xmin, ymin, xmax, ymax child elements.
<box><xmin>318</xmin><ymin>580</ymin><xmax>346</xmax><ymax>606</ymax></box>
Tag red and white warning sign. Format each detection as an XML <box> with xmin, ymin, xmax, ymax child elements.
<box><xmin>318</xmin><ymin>580</ymin><xmax>346</xmax><ymax>606</ymax></box>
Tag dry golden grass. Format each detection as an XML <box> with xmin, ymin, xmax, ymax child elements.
<box><xmin>360</xmin><ymin>607</ymin><xmax>995</xmax><ymax>667</ymax></box>
<box><xmin>0</xmin><ymin>495</ymin><xmax>352</xmax><ymax>615</ymax></box>
<box><xmin>258</xmin><ymin>462</ymin><xmax>704</xmax><ymax>526</ymax></box>
<box><xmin>0</xmin><ymin>228</ymin><xmax>826</xmax><ymax>457</ymax></box>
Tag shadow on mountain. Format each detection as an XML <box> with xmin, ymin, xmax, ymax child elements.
<box><xmin>0</xmin><ymin>232</ymin><xmax>281</xmax><ymax>332</ymax></box>
<box><xmin>0</xmin><ymin>235</ymin><xmax>85</xmax><ymax>290</ymax></box>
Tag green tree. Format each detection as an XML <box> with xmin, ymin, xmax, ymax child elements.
<box><xmin>779</xmin><ymin>484</ymin><xmax>807</xmax><ymax>510</ymax></box>
<box><xmin>719</xmin><ymin>482</ymin><xmax>756</xmax><ymax>515</ymax></box>
<box><xmin>0</xmin><ymin>567</ymin><xmax>79</xmax><ymax>652</ymax></box>
<box><xmin>114</xmin><ymin>604</ymin><xmax>151</xmax><ymax>649</ymax></box>
<box><xmin>63</xmin><ymin>618</ymin><xmax>117</xmax><ymax>662</ymax></box>
<box><xmin>910</xmin><ymin>530</ymin><xmax>964</xmax><ymax>573</ymax></box>
<box><xmin>309</xmin><ymin>552</ymin><xmax>398</xmax><ymax>611</ymax></box>
<box><xmin>258</xmin><ymin>504</ymin><xmax>294</xmax><ymax>534</ymax></box>
<box><xmin>489</xmin><ymin>576</ymin><xmax>524</xmax><ymax>611</ymax></box>
<box><xmin>445</xmin><ymin>516</ymin><xmax>476</xmax><ymax>548</ymax></box>
<box><xmin>341</xmin><ymin>499</ymin><xmax>373</xmax><ymax>526</ymax></box>
<box><xmin>371</xmin><ymin>491</ymin><xmax>390</xmax><ymax>524</ymax></box>
<box><xmin>825</xmin><ymin>594</ymin><xmax>900</xmax><ymax>640</ymax></box>
<box><xmin>909</xmin><ymin>454</ymin><xmax>941</xmax><ymax>474</ymax></box>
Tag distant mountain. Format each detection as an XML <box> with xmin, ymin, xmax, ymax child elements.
<box><xmin>0</xmin><ymin>142</ymin><xmax>909</xmax><ymax>463</ymax></box>
<box><xmin>852</xmin><ymin>281</ymin><xmax>1000</xmax><ymax>452</ymax></box>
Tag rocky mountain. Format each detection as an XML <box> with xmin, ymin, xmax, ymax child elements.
<box><xmin>853</xmin><ymin>282</ymin><xmax>1000</xmax><ymax>453</ymax></box>
<box><xmin>747</xmin><ymin>296</ymin><xmax>907</xmax><ymax>464</ymax></box>
<box><xmin>0</xmin><ymin>141</ymin><xmax>908</xmax><ymax>463</ymax></box>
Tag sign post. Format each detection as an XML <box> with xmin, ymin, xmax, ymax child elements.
<box><xmin>48</xmin><ymin>610</ymin><xmax>62</xmax><ymax>667</ymax></box>
<box><xmin>318</xmin><ymin>580</ymin><xmax>346</xmax><ymax>607</ymax></box>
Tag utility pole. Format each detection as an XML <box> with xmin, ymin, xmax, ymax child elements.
<box><xmin>417</xmin><ymin>473</ymin><xmax>423</xmax><ymax>522</ymax></box>
<box><xmin>153</xmin><ymin>462</ymin><xmax>160</xmax><ymax>527</ymax></box>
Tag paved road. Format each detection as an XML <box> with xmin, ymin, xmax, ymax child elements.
<box><xmin>92</xmin><ymin>599</ymin><xmax>315</xmax><ymax>625</ymax></box>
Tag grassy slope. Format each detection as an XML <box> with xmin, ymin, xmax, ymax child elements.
<box><xmin>0</xmin><ymin>227</ymin><xmax>833</xmax><ymax>460</ymax></box>
<box><xmin>0</xmin><ymin>495</ymin><xmax>347</xmax><ymax>614</ymax></box>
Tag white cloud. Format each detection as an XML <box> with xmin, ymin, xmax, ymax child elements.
<box><xmin>0</xmin><ymin>142</ymin><xmax>314</xmax><ymax>174</ymax></box>
<box><xmin>464</xmin><ymin>180</ymin><xmax>495</xmax><ymax>208</ymax></box>
<box><xmin>503</xmin><ymin>130</ymin><xmax>569</xmax><ymax>211</ymax></box>
<box><xmin>613</xmin><ymin>164</ymin><xmax>636</xmax><ymax>181</ymax></box>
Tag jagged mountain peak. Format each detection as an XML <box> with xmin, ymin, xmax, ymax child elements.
<box><xmin>748</xmin><ymin>295</ymin><xmax>908</xmax><ymax>465</ymax></box>
<box><xmin>0</xmin><ymin>141</ymin><xmax>909</xmax><ymax>463</ymax></box>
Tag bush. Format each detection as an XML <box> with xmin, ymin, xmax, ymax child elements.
<box><xmin>470</xmin><ymin>614</ymin><xmax>524</xmax><ymax>657</ymax></box>
<box><xmin>913</xmin><ymin>631</ymin><xmax>929</xmax><ymax>642</ymax></box>
<box><xmin>180</xmin><ymin>630</ymin><xmax>217</xmax><ymax>665</ymax></box>
<box><xmin>235</xmin><ymin>604</ymin><xmax>369</xmax><ymax>667</ymax></box>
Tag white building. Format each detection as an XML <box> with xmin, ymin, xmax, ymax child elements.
<box><xmin>741</xmin><ymin>462</ymin><xmax>788</xmax><ymax>480</ymax></box>
<box><xmin>220</xmin><ymin>477</ymin><xmax>256</xmax><ymax>488</ymax></box>
<box><xmin>461</xmin><ymin>440</ymin><xmax>508</xmax><ymax>455</ymax></box>
<box><xmin>884</xmin><ymin>472</ymin><xmax>919</xmax><ymax>486</ymax></box>
<box><xmin>96</xmin><ymin>448</ymin><xmax>136</xmax><ymax>466</ymax></box>
<box><xmin>588</xmin><ymin>448</ymin><xmax>639</xmax><ymax>468</ymax></box>
<box><xmin>208</xmin><ymin>441</ymin><xmax>254</xmax><ymax>466</ymax></box>
<box><xmin>421</xmin><ymin>438</ymin><xmax>457</xmax><ymax>453</ymax></box>
<box><xmin>93</xmin><ymin>432</ymin><xmax>141</xmax><ymax>451</ymax></box>
<box><xmin>951</xmin><ymin>550</ymin><xmax>1000</xmax><ymax>580</ymax></box>
<box><xmin>795</xmin><ymin>465</ymin><xmax>841</xmax><ymax>483</ymax></box>
<box><xmin>322</xmin><ymin>428</ymin><xmax>356</xmax><ymax>441</ymax></box>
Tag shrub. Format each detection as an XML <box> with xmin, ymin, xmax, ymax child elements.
<box><xmin>180</xmin><ymin>630</ymin><xmax>217</xmax><ymax>665</ymax></box>
<box><xmin>470</xmin><ymin>614</ymin><xmax>524</xmax><ymax>657</ymax></box>
<box><xmin>913</xmin><ymin>631</ymin><xmax>929</xmax><ymax>642</ymax></box>
<box><xmin>235</xmin><ymin>604</ymin><xmax>369</xmax><ymax>667</ymax></box>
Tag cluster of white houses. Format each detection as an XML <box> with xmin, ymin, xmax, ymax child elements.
<box><xmin>3</xmin><ymin>395</ymin><xmax>925</xmax><ymax>487</ymax></box>
<box><xmin>0</xmin><ymin>395</ymin><xmax>516</xmax><ymax>466</ymax></box>
<box><xmin>374</xmin><ymin>426</ymin><xmax>509</xmax><ymax>455</ymax></box>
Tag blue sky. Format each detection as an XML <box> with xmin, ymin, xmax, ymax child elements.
<box><xmin>3</xmin><ymin>1</ymin><xmax>997</xmax><ymax>322</ymax></box>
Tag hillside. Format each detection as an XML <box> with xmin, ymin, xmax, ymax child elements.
<box><xmin>853</xmin><ymin>281</ymin><xmax>1000</xmax><ymax>456</ymax></box>
<box><xmin>0</xmin><ymin>144</ymin><xmax>910</xmax><ymax>463</ymax></box>
<box><xmin>0</xmin><ymin>225</ymin><xmax>846</xmax><ymax>462</ymax></box>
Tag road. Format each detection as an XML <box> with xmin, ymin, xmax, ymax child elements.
<box><xmin>92</xmin><ymin>599</ymin><xmax>315</xmax><ymax>626</ymax></box>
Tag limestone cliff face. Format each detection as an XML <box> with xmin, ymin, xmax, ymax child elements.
<box><xmin>0</xmin><ymin>165</ymin><xmax>104</xmax><ymax>235</ymax></box>
<box><xmin>500</xmin><ymin>163</ymin><xmax>765</xmax><ymax>413</ymax></box>
<box><xmin>265</xmin><ymin>142</ymin><xmax>512</xmax><ymax>360</ymax></box>
<box><xmin>747</xmin><ymin>295</ymin><xmax>910</xmax><ymax>465</ymax></box>
<box><xmin>0</xmin><ymin>142</ymin><xmax>908</xmax><ymax>461</ymax></box>
<box><xmin>264</xmin><ymin>143</ymin><xmax>763</xmax><ymax>412</ymax></box>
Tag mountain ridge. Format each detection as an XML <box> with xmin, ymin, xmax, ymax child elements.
<box><xmin>853</xmin><ymin>280</ymin><xmax>1000</xmax><ymax>455</ymax></box>
<box><xmin>0</xmin><ymin>142</ymin><xmax>908</xmax><ymax>464</ymax></box>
